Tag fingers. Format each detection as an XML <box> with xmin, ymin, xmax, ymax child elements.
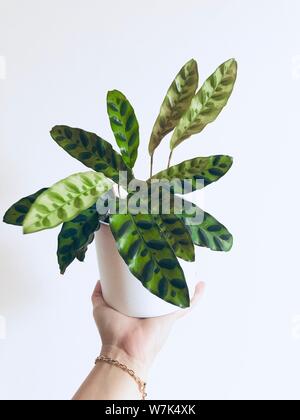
<box><xmin>91</xmin><ymin>281</ymin><xmax>106</xmax><ymax>308</ymax></box>
<box><xmin>169</xmin><ymin>281</ymin><xmax>205</xmax><ymax>321</ymax></box>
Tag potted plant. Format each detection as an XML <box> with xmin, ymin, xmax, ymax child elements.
<box><xmin>3</xmin><ymin>58</ymin><xmax>237</xmax><ymax>317</ymax></box>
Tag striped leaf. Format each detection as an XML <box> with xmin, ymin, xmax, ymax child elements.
<box><xmin>3</xmin><ymin>188</ymin><xmax>48</xmax><ymax>226</ymax></box>
<box><xmin>50</xmin><ymin>126</ymin><xmax>133</xmax><ymax>184</ymax></box>
<box><xmin>58</xmin><ymin>205</ymin><xmax>105</xmax><ymax>274</ymax></box>
<box><xmin>170</xmin><ymin>59</ymin><xmax>237</xmax><ymax>150</ymax></box>
<box><xmin>110</xmin><ymin>213</ymin><xmax>190</xmax><ymax>308</ymax></box>
<box><xmin>154</xmin><ymin>214</ymin><xmax>195</xmax><ymax>262</ymax></box>
<box><xmin>182</xmin><ymin>200</ymin><xmax>233</xmax><ymax>252</ymax></box>
<box><xmin>149</xmin><ymin>59</ymin><xmax>199</xmax><ymax>156</ymax></box>
<box><xmin>23</xmin><ymin>172</ymin><xmax>113</xmax><ymax>234</ymax></box>
<box><xmin>107</xmin><ymin>90</ymin><xmax>139</xmax><ymax>169</ymax></box>
<box><xmin>151</xmin><ymin>155</ymin><xmax>233</xmax><ymax>193</ymax></box>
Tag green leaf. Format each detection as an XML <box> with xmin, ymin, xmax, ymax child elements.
<box><xmin>182</xmin><ymin>201</ymin><xmax>233</xmax><ymax>252</ymax></box>
<box><xmin>3</xmin><ymin>188</ymin><xmax>48</xmax><ymax>226</ymax></box>
<box><xmin>107</xmin><ymin>90</ymin><xmax>140</xmax><ymax>169</ymax></box>
<box><xmin>149</xmin><ymin>59</ymin><xmax>199</xmax><ymax>156</ymax></box>
<box><xmin>23</xmin><ymin>172</ymin><xmax>113</xmax><ymax>234</ymax></box>
<box><xmin>170</xmin><ymin>58</ymin><xmax>237</xmax><ymax>150</ymax></box>
<box><xmin>151</xmin><ymin>155</ymin><xmax>233</xmax><ymax>193</ymax></box>
<box><xmin>154</xmin><ymin>214</ymin><xmax>195</xmax><ymax>262</ymax></box>
<box><xmin>50</xmin><ymin>126</ymin><xmax>133</xmax><ymax>184</ymax></box>
<box><xmin>110</xmin><ymin>213</ymin><xmax>190</xmax><ymax>308</ymax></box>
<box><xmin>58</xmin><ymin>205</ymin><xmax>105</xmax><ymax>274</ymax></box>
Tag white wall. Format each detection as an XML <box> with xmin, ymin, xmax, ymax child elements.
<box><xmin>0</xmin><ymin>0</ymin><xmax>300</xmax><ymax>400</ymax></box>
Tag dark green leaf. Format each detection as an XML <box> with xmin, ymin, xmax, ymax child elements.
<box><xmin>50</xmin><ymin>126</ymin><xmax>133</xmax><ymax>184</ymax></box>
<box><xmin>154</xmin><ymin>214</ymin><xmax>195</xmax><ymax>262</ymax></box>
<box><xmin>151</xmin><ymin>155</ymin><xmax>233</xmax><ymax>193</ymax></box>
<box><xmin>107</xmin><ymin>90</ymin><xmax>140</xmax><ymax>169</ymax></box>
<box><xmin>182</xmin><ymin>200</ymin><xmax>233</xmax><ymax>252</ymax></box>
<box><xmin>110</xmin><ymin>212</ymin><xmax>190</xmax><ymax>308</ymax></box>
<box><xmin>57</xmin><ymin>205</ymin><xmax>105</xmax><ymax>274</ymax></box>
<box><xmin>3</xmin><ymin>188</ymin><xmax>48</xmax><ymax>226</ymax></box>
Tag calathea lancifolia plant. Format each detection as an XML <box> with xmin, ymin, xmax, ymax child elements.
<box><xmin>3</xmin><ymin>58</ymin><xmax>237</xmax><ymax>309</ymax></box>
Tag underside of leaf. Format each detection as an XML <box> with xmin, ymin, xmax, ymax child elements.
<box><xmin>170</xmin><ymin>58</ymin><xmax>237</xmax><ymax>149</ymax></box>
<box><xmin>149</xmin><ymin>59</ymin><xmax>199</xmax><ymax>156</ymax></box>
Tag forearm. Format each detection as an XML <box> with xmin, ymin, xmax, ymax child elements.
<box><xmin>73</xmin><ymin>346</ymin><xmax>148</xmax><ymax>401</ymax></box>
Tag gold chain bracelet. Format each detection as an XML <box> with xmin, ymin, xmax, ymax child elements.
<box><xmin>95</xmin><ymin>355</ymin><xmax>147</xmax><ymax>400</ymax></box>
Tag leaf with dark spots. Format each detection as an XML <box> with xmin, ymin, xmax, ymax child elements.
<box><xmin>125</xmin><ymin>114</ymin><xmax>135</xmax><ymax>131</ymax></box>
<box><xmin>136</xmin><ymin>220</ymin><xmax>153</xmax><ymax>230</ymax></box>
<box><xmin>158</xmin><ymin>278</ymin><xmax>168</xmax><ymax>298</ymax></box>
<box><xmin>207</xmin><ymin>225</ymin><xmax>222</xmax><ymax>232</ymax></box>
<box><xmin>142</xmin><ymin>260</ymin><xmax>155</xmax><ymax>283</ymax></box>
<box><xmin>15</xmin><ymin>205</ymin><xmax>29</xmax><ymax>214</ymax></box>
<box><xmin>57</xmin><ymin>205</ymin><xmax>104</xmax><ymax>274</ymax></box>
<box><xmin>148</xmin><ymin>59</ymin><xmax>199</xmax><ymax>156</ymax></box>
<box><xmin>171</xmin><ymin>228</ymin><xmax>186</xmax><ymax>235</ymax></box>
<box><xmin>170</xmin><ymin>279</ymin><xmax>187</xmax><ymax>289</ymax></box>
<box><xmin>146</xmin><ymin>240</ymin><xmax>165</xmax><ymax>250</ymax></box>
<box><xmin>79</xmin><ymin>152</ymin><xmax>93</xmax><ymax>161</ymax></box>
<box><xmin>151</xmin><ymin>155</ymin><xmax>233</xmax><ymax>193</ymax></box>
<box><xmin>79</xmin><ymin>131</ymin><xmax>89</xmax><ymax>147</ymax></box>
<box><xmin>3</xmin><ymin>188</ymin><xmax>48</xmax><ymax>226</ymax></box>
<box><xmin>182</xmin><ymin>199</ymin><xmax>233</xmax><ymax>252</ymax></box>
<box><xmin>170</xmin><ymin>59</ymin><xmax>237</xmax><ymax>149</ymax></box>
<box><xmin>158</xmin><ymin>259</ymin><xmax>177</xmax><ymax>270</ymax></box>
<box><xmin>110</xmin><ymin>213</ymin><xmax>189</xmax><ymax>308</ymax></box>
<box><xmin>64</xmin><ymin>127</ymin><xmax>73</xmax><ymax>139</ymax></box>
<box><xmin>155</xmin><ymin>214</ymin><xmax>195</xmax><ymax>262</ymax></box>
<box><xmin>107</xmin><ymin>90</ymin><xmax>139</xmax><ymax>169</ymax></box>
<box><xmin>118</xmin><ymin>220</ymin><xmax>132</xmax><ymax>237</ymax></box>
<box><xmin>208</xmin><ymin>168</ymin><xmax>224</xmax><ymax>177</ymax></box>
<box><xmin>128</xmin><ymin>239</ymin><xmax>142</xmax><ymax>260</ymax></box>
<box><xmin>51</xmin><ymin>126</ymin><xmax>133</xmax><ymax>183</ymax></box>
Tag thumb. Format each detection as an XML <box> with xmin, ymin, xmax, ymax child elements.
<box><xmin>91</xmin><ymin>281</ymin><xmax>106</xmax><ymax>308</ymax></box>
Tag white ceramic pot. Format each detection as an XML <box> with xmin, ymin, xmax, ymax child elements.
<box><xmin>95</xmin><ymin>224</ymin><xmax>196</xmax><ymax>318</ymax></box>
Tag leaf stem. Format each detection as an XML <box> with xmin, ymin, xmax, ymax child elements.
<box><xmin>167</xmin><ymin>150</ymin><xmax>173</xmax><ymax>169</ymax></box>
<box><xmin>150</xmin><ymin>153</ymin><xmax>154</xmax><ymax>178</ymax></box>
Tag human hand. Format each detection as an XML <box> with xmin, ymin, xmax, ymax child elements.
<box><xmin>92</xmin><ymin>281</ymin><xmax>205</xmax><ymax>378</ymax></box>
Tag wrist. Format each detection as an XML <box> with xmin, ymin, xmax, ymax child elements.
<box><xmin>100</xmin><ymin>344</ymin><xmax>149</xmax><ymax>379</ymax></box>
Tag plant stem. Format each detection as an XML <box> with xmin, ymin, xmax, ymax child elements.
<box><xmin>150</xmin><ymin>154</ymin><xmax>154</xmax><ymax>178</ymax></box>
<box><xmin>167</xmin><ymin>150</ymin><xmax>173</xmax><ymax>169</ymax></box>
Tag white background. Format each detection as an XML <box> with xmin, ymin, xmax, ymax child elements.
<box><xmin>0</xmin><ymin>0</ymin><xmax>300</xmax><ymax>400</ymax></box>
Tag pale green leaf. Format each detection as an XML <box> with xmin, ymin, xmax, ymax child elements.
<box><xmin>23</xmin><ymin>172</ymin><xmax>112</xmax><ymax>234</ymax></box>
